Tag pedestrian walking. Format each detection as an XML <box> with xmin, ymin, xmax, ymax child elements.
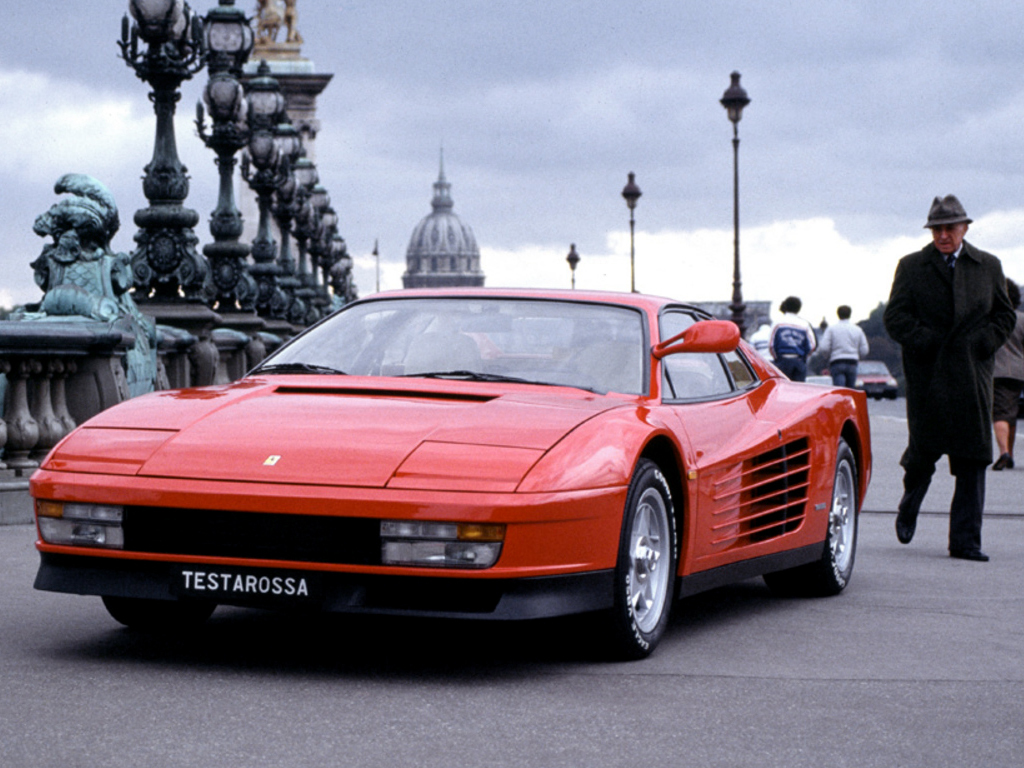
<box><xmin>818</xmin><ymin>305</ymin><xmax>869</xmax><ymax>387</ymax></box>
<box><xmin>768</xmin><ymin>296</ymin><xmax>816</xmax><ymax>382</ymax></box>
<box><xmin>748</xmin><ymin>317</ymin><xmax>773</xmax><ymax>360</ymax></box>
<box><xmin>884</xmin><ymin>195</ymin><xmax>1016</xmax><ymax>562</ymax></box>
<box><xmin>991</xmin><ymin>279</ymin><xmax>1024</xmax><ymax>470</ymax></box>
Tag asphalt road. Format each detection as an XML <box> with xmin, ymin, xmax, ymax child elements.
<box><xmin>862</xmin><ymin>395</ymin><xmax>1024</xmax><ymax>517</ymax></box>
<box><xmin>1</xmin><ymin>396</ymin><xmax>1022</xmax><ymax>767</ymax></box>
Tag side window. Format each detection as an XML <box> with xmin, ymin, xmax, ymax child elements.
<box><xmin>659</xmin><ymin>312</ymin><xmax>733</xmax><ymax>400</ymax></box>
<box><xmin>723</xmin><ymin>349</ymin><xmax>757</xmax><ymax>389</ymax></box>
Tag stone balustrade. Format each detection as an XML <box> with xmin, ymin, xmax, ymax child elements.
<box><xmin>0</xmin><ymin>320</ymin><xmax>136</xmax><ymax>523</ymax></box>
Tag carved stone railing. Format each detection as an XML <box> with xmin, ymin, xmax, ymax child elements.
<box><xmin>0</xmin><ymin>321</ymin><xmax>136</xmax><ymax>524</ymax></box>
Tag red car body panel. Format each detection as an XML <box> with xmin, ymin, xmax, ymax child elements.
<box><xmin>31</xmin><ymin>289</ymin><xmax>872</xmax><ymax>625</ymax></box>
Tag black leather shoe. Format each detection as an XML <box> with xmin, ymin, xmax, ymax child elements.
<box><xmin>896</xmin><ymin>484</ymin><xmax>928</xmax><ymax>544</ymax></box>
<box><xmin>950</xmin><ymin>549</ymin><xmax>990</xmax><ymax>562</ymax></box>
<box><xmin>993</xmin><ymin>453</ymin><xmax>1012</xmax><ymax>471</ymax></box>
<box><xmin>895</xmin><ymin>506</ymin><xmax>916</xmax><ymax>544</ymax></box>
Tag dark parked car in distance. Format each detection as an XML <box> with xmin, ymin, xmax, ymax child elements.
<box><xmin>855</xmin><ymin>360</ymin><xmax>899</xmax><ymax>399</ymax></box>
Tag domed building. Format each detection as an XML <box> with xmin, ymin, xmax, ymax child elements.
<box><xmin>402</xmin><ymin>157</ymin><xmax>485</xmax><ymax>288</ymax></box>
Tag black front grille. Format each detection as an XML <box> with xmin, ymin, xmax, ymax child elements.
<box><xmin>123</xmin><ymin>507</ymin><xmax>381</xmax><ymax>565</ymax></box>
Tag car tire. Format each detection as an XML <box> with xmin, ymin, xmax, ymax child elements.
<box><xmin>763</xmin><ymin>438</ymin><xmax>858</xmax><ymax>597</ymax></box>
<box><xmin>603</xmin><ymin>459</ymin><xmax>677</xmax><ymax>660</ymax></box>
<box><xmin>102</xmin><ymin>596</ymin><xmax>216</xmax><ymax>631</ymax></box>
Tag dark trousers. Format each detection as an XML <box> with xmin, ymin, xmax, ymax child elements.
<box><xmin>900</xmin><ymin>445</ymin><xmax>985</xmax><ymax>552</ymax></box>
<box><xmin>774</xmin><ymin>356</ymin><xmax>807</xmax><ymax>382</ymax></box>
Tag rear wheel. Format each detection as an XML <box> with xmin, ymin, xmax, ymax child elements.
<box><xmin>102</xmin><ymin>596</ymin><xmax>216</xmax><ymax>631</ymax></box>
<box><xmin>604</xmin><ymin>459</ymin><xmax>677</xmax><ymax>660</ymax></box>
<box><xmin>764</xmin><ymin>438</ymin><xmax>858</xmax><ymax>597</ymax></box>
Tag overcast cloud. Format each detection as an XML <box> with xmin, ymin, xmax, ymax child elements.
<box><xmin>3</xmin><ymin>1</ymin><xmax>1024</xmax><ymax>325</ymax></box>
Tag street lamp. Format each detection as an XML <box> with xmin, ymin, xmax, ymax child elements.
<box><xmin>720</xmin><ymin>71</ymin><xmax>751</xmax><ymax>335</ymax></box>
<box><xmin>566</xmin><ymin>243</ymin><xmax>580</xmax><ymax>289</ymax></box>
<box><xmin>196</xmin><ymin>0</ymin><xmax>256</xmax><ymax>312</ymax></box>
<box><xmin>621</xmin><ymin>172</ymin><xmax>641</xmax><ymax>293</ymax></box>
<box><xmin>287</xmin><ymin>158</ymin><xmax>321</xmax><ymax>325</ymax></box>
<box><xmin>373</xmin><ymin>239</ymin><xmax>380</xmax><ymax>293</ymax></box>
<box><xmin>329</xmin><ymin>236</ymin><xmax>356</xmax><ymax>309</ymax></box>
<box><xmin>119</xmin><ymin>0</ymin><xmax>209</xmax><ymax>303</ymax></box>
<box><xmin>240</xmin><ymin>61</ymin><xmax>289</xmax><ymax>320</ymax></box>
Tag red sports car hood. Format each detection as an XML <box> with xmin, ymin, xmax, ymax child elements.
<box><xmin>57</xmin><ymin>378</ymin><xmax>628</xmax><ymax>491</ymax></box>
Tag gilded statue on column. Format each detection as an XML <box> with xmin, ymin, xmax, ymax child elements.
<box><xmin>254</xmin><ymin>0</ymin><xmax>302</xmax><ymax>53</ymax></box>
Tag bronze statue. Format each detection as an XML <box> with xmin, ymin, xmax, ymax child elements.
<box><xmin>28</xmin><ymin>174</ymin><xmax>159</xmax><ymax>397</ymax></box>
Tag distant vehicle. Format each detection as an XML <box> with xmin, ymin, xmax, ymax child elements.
<box><xmin>805</xmin><ymin>375</ymin><xmax>834</xmax><ymax>387</ymax></box>
<box><xmin>855</xmin><ymin>360</ymin><xmax>899</xmax><ymax>399</ymax></box>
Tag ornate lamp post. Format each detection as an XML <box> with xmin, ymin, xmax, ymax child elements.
<box><xmin>300</xmin><ymin>185</ymin><xmax>331</xmax><ymax>322</ymax></box>
<box><xmin>566</xmin><ymin>243</ymin><xmax>580</xmax><ymax>289</ymax></box>
<box><xmin>720</xmin><ymin>71</ymin><xmax>751</xmax><ymax>335</ymax></box>
<box><xmin>621</xmin><ymin>172</ymin><xmax>641</xmax><ymax>293</ymax></box>
<box><xmin>196</xmin><ymin>0</ymin><xmax>256</xmax><ymax>313</ymax></box>
<box><xmin>284</xmin><ymin>156</ymin><xmax>320</xmax><ymax>325</ymax></box>
<box><xmin>329</xmin><ymin>236</ymin><xmax>356</xmax><ymax>310</ymax></box>
<box><xmin>241</xmin><ymin>61</ymin><xmax>290</xmax><ymax>322</ymax></box>
<box><xmin>119</xmin><ymin>0</ymin><xmax>209</xmax><ymax>304</ymax></box>
<box><xmin>272</xmin><ymin>126</ymin><xmax>305</xmax><ymax>279</ymax></box>
<box><xmin>312</xmin><ymin>204</ymin><xmax>339</xmax><ymax>316</ymax></box>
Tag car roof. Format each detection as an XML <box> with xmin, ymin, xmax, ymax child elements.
<box><xmin>352</xmin><ymin>287</ymin><xmax>705</xmax><ymax>316</ymax></box>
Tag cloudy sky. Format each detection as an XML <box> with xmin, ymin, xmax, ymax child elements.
<box><xmin>3</xmin><ymin>0</ymin><xmax>1024</xmax><ymax>327</ymax></box>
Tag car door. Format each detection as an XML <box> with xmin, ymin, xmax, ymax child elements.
<box><xmin>660</xmin><ymin>310</ymin><xmax>812</xmax><ymax>574</ymax></box>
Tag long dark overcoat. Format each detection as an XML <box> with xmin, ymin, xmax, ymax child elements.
<box><xmin>884</xmin><ymin>240</ymin><xmax>1015</xmax><ymax>463</ymax></box>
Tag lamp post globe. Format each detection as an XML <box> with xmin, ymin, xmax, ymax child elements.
<box><xmin>204</xmin><ymin>0</ymin><xmax>254</xmax><ymax>76</ymax></box>
<box><xmin>720</xmin><ymin>71</ymin><xmax>750</xmax><ymax>335</ymax></box>
<box><xmin>129</xmin><ymin>0</ymin><xmax>186</xmax><ymax>43</ymax></box>
<box><xmin>566</xmin><ymin>243</ymin><xmax>580</xmax><ymax>289</ymax></box>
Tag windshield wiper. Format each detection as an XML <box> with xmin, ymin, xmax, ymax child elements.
<box><xmin>399</xmin><ymin>370</ymin><xmax>597</xmax><ymax>392</ymax></box>
<box><xmin>400</xmin><ymin>370</ymin><xmax>530</xmax><ymax>383</ymax></box>
<box><xmin>253</xmin><ymin>362</ymin><xmax>347</xmax><ymax>375</ymax></box>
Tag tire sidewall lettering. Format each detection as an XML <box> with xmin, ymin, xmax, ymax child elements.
<box><xmin>615</xmin><ymin>461</ymin><xmax>676</xmax><ymax>656</ymax></box>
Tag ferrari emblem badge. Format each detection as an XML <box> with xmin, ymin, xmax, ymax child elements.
<box><xmin>264</xmin><ymin>455</ymin><xmax>281</xmax><ymax>466</ymax></box>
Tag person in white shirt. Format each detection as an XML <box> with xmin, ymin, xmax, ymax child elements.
<box><xmin>818</xmin><ymin>305</ymin><xmax>870</xmax><ymax>387</ymax></box>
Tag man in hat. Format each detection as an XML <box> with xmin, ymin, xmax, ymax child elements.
<box><xmin>884</xmin><ymin>195</ymin><xmax>1016</xmax><ymax>561</ymax></box>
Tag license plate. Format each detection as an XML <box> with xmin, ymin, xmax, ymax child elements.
<box><xmin>174</xmin><ymin>567</ymin><xmax>320</xmax><ymax>602</ymax></box>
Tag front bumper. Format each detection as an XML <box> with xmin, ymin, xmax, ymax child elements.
<box><xmin>35</xmin><ymin>552</ymin><xmax>614</xmax><ymax>621</ymax></box>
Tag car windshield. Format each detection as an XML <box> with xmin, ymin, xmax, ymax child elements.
<box><xmin>858</xmin><ymin>361</ymin><xmax>890</xmax><ymax>375</ymax></box>
<box><xmin>255</xmin><ymin>297</ymin><xmax>647</xmax><ymax>394</ymax></box>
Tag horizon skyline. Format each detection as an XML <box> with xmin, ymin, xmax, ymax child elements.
<box><xmin>3</xmin><ymin>1</ymin><xmax>1024</xmax><ymax>327</ymax></box>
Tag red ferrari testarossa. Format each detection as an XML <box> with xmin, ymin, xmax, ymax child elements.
<box><xmin>32</xmin><ymin>289</ymin><xmax>871</xmax><ymax>659</ymax></box>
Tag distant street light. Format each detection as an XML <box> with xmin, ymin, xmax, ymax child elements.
<box><xmin>720</xmin><ymin>71</ymin><xmax>750</xmax><ymax>335</ymax></box>
<box><xmin>621</xmin><ymin>172</ymin><xmax>641</xmax><ymax>293</ymax></box>
<box><xmin>566</xmin><ymin>243</ymin><xmax>580</xmax><ymax>289</ymax></box>
<box><xmin>373</xmin><ymin>239</ymin><xmax>380</xmax><ymax>292</ymax></box>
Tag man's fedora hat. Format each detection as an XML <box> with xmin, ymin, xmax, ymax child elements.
<box><xmin>925</xmin><ymin>195</ymin><xmax>972</xmax><ymax>228</ymax></box>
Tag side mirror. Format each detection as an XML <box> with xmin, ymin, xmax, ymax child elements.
<box><xmin>652</xmin><ymin>320</ymin><xmax>741</xmax><ymax>359</ymax></box>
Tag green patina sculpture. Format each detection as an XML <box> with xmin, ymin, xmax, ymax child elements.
<box><xmin>27</xmin><ymin>174</ymin><xmax>159</xmax><ymax>397</ymax></box>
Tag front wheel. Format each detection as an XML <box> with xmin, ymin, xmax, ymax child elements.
<box><xmin>603</xmin><ymin>459</ymin><xmax>677</xmax><ymax>660</ymax></box>
<box><xmin>102</xmin><ymin>596</ymin><xmax>216</xmax><ymax>631</ymax></box>
<box><xmin>764</xmin><ymin>438</ymin><xmax>858</xmax><ymax>597</ymax></box>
